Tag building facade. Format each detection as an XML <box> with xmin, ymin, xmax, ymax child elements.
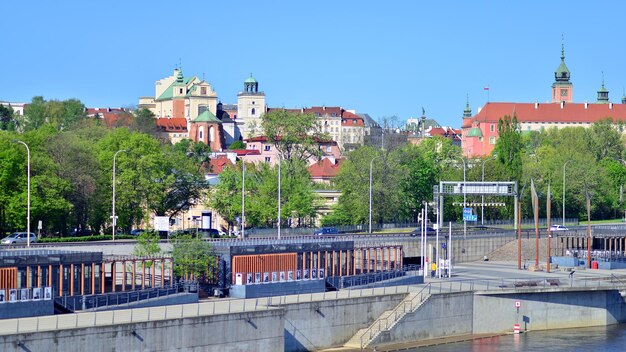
<box><xmin>462</xmin><ymin>45</ymin><xmax>626</xmax><ymax>157</ymax></box>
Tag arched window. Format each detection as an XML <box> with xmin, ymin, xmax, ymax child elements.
<box><xmin>209</xmin><ymin>126</ymin><xmax>214</xmax><ymax>142</ymax></box>
<box><xmin>199</xmin><ymin>126</ymin><xmax>204</xmax><ymax>141</ymax></box>
<box><xmin>251</xmin><ymin>108</ymin><xmax>256</xmax><ymax>116</ymax></box>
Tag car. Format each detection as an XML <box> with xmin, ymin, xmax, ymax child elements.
<box><xmin>1</xmin><ymin>232</ymin><xmax>37</xmax><ymax>245</ymax></box>
<box><xmin>410</xmin><ymin>227</ymin><xmax>437</xmax><ymax>236</ymax></box>
<box><xmin>130</xmin><ymin>229</ymin><xmax>145</xmax><ymax>236</ymax></box>
<box><xmin>550</xmin><ymin>225</ymin><xmax>568</xmax><ymax>231</ymax></box>
<box><xmin>198</xmin><ymin>228</ymin><xmax>227</xmax><ymax>238</ymax></box>
<box><xmin>68</xmin><ymin>229</ymin><xmax>93</xmax><ymax>237</ymax></box>
<box><xmin>314</xmin><ymin>227</ymin><xmax>339</xmax><ymax>236</ymax></box>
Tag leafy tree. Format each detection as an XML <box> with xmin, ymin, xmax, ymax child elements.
<box><xmin>261</xmin><ymin>109</ymin><xmax>328</xmax><ymax>162</ymax></box>
<box><xmin>21</xmin><ymin>96</ymin><xmax>47</xmax><ymax>131</ymax></box>
<box><xmin>131</xmin><ymin>108</ymin><xmax>157</xmax><ymax>136</ymax></box>
<box><xmin>171</xmin><ymin>235</ymin><xmax>216</xmax><ymax>280</ymax></box>
<box><xmin>229</xmin><ymin>140</ymin><xmax>246</xmax><ymax>150</ymax></box>
<box><xmin>494</xmin><ymin>114</ymin><xmax>523</xmax><ymax>181</ymax></box>
<box><xmin>133</xmin><ymin>231</ymin><xmax>161</xmax><ymax>257</ymax></box>
<box><xmin>0</xmin><ymin>105</ymin><xmax>17</xmax><ymax>131</ymax></box>
<box><xmin>587</xmin><ymin>118</ymin><xmax>624</xmax><ymax>162</ymax></box>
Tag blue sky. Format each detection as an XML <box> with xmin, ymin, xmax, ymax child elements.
<box><xmin>2</xmin><ymin>1</ymin><xmax>626</xmax><ymax>128</ymax></box>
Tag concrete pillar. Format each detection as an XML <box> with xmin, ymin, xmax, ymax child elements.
<box><xmin>111</xmin><ymin>262</ymin><xmax>116</xmax><ymax>292</ymax></box>
<box><xmin>80</xmin><ymin>263</ymin><xmax>85</xmax><ymax>295</ymax></box>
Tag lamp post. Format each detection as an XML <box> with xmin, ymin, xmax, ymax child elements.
<box><xmin>369</xmin><ymin>154</ymin><xmax>381</xmax><ymax>233</ymax></box>
<box><xmin>12</xmin><ymin>140</ymin><xmax>30</xmax><ymax>247</ymax></box>
<box><xmin>112</xmin><ymin>149</ymin><xmax>127</xmax><ymax>241</ymax></box>
<box><xmin>241</xmin><ymin>161</ymin><xmax>245</xmax><ymax>239</ymax></box>
<box><xmin>563</xmin><ymin>160</ymin><xmax>571</xmax><ymax>226</ymax></box>
<box><xmin>458</xmin><ymin>157</ymin><xmax>467</xmax><ymax>238</ymax></box>
<box><xmin>481</xmin><ymin>156</ymin><xmax>496</xmax><ymax>225</ymax></box>
<box><xmin>277</xmin><ymin>153</ymin><xmax>283</xmax><ymax>240</ymax></box>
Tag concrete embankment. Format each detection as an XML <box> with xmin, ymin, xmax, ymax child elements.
<box><xmin>2</xmin><ymin>285</ymin><xmax>626</xmax><ymax>351</ymax></box>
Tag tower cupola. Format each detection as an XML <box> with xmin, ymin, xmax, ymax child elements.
<box><xmin>596</xmin><ymin>73</ymin><xmax>609</xmax><ymax>104</ymax></box>
<box><xmin>463</xmin><ymin>94</ymin><xmax>472</xmax><ymax>118</ymax></box>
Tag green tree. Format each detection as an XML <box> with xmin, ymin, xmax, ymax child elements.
<box><xmin>171</xmin><ymin>235</ymin><xmax>216</xmax><ymax>280</ymax></box>
<box><xmin>133</xmin><ymin>231</ymin><xmax>161</xmax><ymax>256</ymax></box>
<box><xmin>228</xmin><ymin>140</ymin><xmax>246</xmax><ymax>150</ymax></box>
<box><xmin>494</xmin><ymin>114</ymin><xmax>523</xmax><ymax>181</ymax></box>
<box><xmin>131</xmin><ymin>108</ymin><xmax>157</xmax><ymax>136</ymax></box>
<box><xmin>0</xmin><ymin>105</ymin><xmax>17</xmax><ymax>131</ymax></box>
<box><xmin>261</xmin><ymin>109</ymin><xmax>328</xmax><ymax>162</ymax></box>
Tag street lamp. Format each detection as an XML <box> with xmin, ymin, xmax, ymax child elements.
<box><xmin>241</xmin><ymin>161</ymin><xmax>245</xmax><ymax>239</ymax></box>
<box><xmin>112</xmin><ymin>149</ymin><xmax>127</xmax><ymax>241</ymax></box>
<box><xmin>457</xmin><ymin>156</ymin><xmax>467</xmax><ymax>238</ymax></box>
<box><xmin>563</xmin><ymin>160</ymin><xmax>572</xmax><ymax>226</ymax></box>
<box><xmin>481</xmin><ymin>156</ymin><xmax>496</xmax><ymax>225</ymax></box>
<box><xmin>369</xmin><ymin>154</ymin><xmax>381</xmax><ymax>233</ymax></box>
<box><xmin>12</xmin><ymin>140</ymin><xmax>30</xmax><ymax>247</ymax></box>
<box><xmin>277</xmin><ymin>153</ymin><xmax>283</xmax><ymax>240</ymax></box>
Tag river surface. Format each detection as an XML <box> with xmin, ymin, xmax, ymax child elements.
<box><xmin>413</xmin><ymin>325</ymin><xmax>626</xmax><ymax>352</ymax></box>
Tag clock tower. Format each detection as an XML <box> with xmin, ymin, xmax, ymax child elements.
<box><xmin>551</xmin><ymin>42</ymin><xmax>573</xmax><ymax>103</ymax></box>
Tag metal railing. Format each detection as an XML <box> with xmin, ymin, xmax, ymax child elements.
<box><xmin>55</xmin><ymin>284</ymin><xmax>183</xmax><ymax>312</ymax></box>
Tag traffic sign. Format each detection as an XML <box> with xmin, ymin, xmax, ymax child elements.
<box><xmin>463</xmin><ymin>214</ymin><xmax>477</xmax><ymax>221</ymax></box>
<box><xmin>515</xmin><ymin>301</ymin><xmax>521</xmax><ymax>308</ymax></box>
<box><xmin>463</xmin><ymin>207</ymin><xmax>472</xmax><ymax>215</ymax></box>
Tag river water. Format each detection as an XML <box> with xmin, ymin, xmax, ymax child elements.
<box><xmin>413</xmin><ymin>324</ymin><xmax>626</xmax><ymax>352</ymax></box>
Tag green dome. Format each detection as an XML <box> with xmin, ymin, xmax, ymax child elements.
<box><xmin>244</xmin><ymin>75</ymin><xmax>257</xmax><ymax>84</ymax></box>
<box><xmin>466</xmin><ymin>127</ymin><xmax>483</xmax><ymax>138</ymax></box>
<box><xmin>192</xmin><ymin>110</ymin><xmax>221</xmax><ymax>123</ymax></box>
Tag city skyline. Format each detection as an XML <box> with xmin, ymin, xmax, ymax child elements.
<box><xmin>2</xmin><ymin>1</ymin><xmax>626</xmax><ymax>127</ymax></box>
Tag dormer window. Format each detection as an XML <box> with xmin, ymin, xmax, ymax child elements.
<box><xmin>179</xmin><ymin>88</ymin><xmax>183</xmax><ymax>94</ymax></box>
<box><xmin>331</xmin><ymin>112</ymin><xmax>337</xmax><ymax>117</ymax></box>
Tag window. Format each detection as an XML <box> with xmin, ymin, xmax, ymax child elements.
<box><xmin>479</xmin><ymin>137</ymin><xmax>483</xmax><ymax>142</ymax></box>
<box><xmin>331</xmin><ymin>112</ymin><xmax>337</xmax><ymax>117</ymax></box>
<box><xmin>201</xmin><ymin>87</ymin><xmax>207</xmax><ymax>95</ymax></box>
<box><xmin>179</xmin><ymin>88</ymin><xmax>183</xmax><ymax>94</ymax></box>
<box><xmin>489</xmin><ymin>136</ymin><xmax>496</xmax><ymax>144</ymax></box>
<box><xmin>264</xmin><ymin>145</ymin><xmax>270</xmax><ymax>151</ymax></box>
<box><xmin>490</xmin><ymin>124</ymin><xmax>495</xmax><ymax>132</ymax></box>
<box><xmin>326</xmin><ymin>146</ymin><xmax>332</xmax><ymax>152</ymax></box>
<box><xmin>251</xmin><ymin>108</ymin><xmax>256</xmax><ymax>116</ymax></box>
<box><xmin>252</xmin><ymin>101</ymin><xmax>255</xmax><ymax>105</ymax></box>
<box><xmin>265</xmin><ymin>157</ymin><xmax>271</xmax><ymax>162</ymax></box>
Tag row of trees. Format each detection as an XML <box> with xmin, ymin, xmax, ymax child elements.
<box><xmin>0</xmin><ymin>98</ymin><xmax>209</xmax><ymax>235</ymax></box>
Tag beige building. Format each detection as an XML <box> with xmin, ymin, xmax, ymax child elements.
<box><xmin>139</xmin><ymin>68</ymin><xmax>218</xmax><ymax>130</ymax></box>
<box><xmin>237</xmin><ymin>75</ymin><xmax>266</xmax><ymax>139</ymax></box>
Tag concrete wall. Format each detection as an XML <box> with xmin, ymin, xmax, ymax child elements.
<box><xmin>0</xmin><ymin>300</ymin><xmax>53</xmax><ymax>319</ymax></box>
<box><xmin>473</xmin><ymin>288</ymin><xmax>626</xmax><ymax>333</ymax></box>
<box><xmin>283</xmin><ymin>293</ymin><xmax>406</xmax><ymax>351</ymax></box>
<box><xmin>0</xmin><ymin>309</ymin><xmax>284</xmax><ymax>352</ymax></box>
<box><xmin>373</xmin><ymin>292</ymin><xmax>474</xmax><ymax>345</ymax></box>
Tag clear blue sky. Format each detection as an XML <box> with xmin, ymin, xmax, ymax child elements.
<box><xmin>2</xmin><ymin>1</ymin><xmax>626</xmax><ymax>128</ymax></box>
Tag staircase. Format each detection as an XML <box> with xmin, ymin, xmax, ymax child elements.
<box><xmin>343</xmin><ymin>285</ymin><xmax>431</xmax><ymax>349</ymax></box>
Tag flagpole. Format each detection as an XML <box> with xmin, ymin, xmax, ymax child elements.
<box><xmin>484</xmin><ymin>85</ymin><xmax>490</xmax><ymax>103</ymax></box>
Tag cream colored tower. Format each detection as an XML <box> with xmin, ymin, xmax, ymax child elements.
<box><xmin>237</xmin><ymin>75</ymin><xmax>265</xmax><ymax>139</ymax></box>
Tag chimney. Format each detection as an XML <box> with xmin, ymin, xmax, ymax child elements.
<box><xmin>560</xmin><ymin>101</ymin><xmax>564</xmax><ymax>109</ymax></box>
<box><xmin>534</xmin><ymin>102</ymin><xmax>538</xmax><ymax>109</ymax></box>
<box><xmin>610</xmin><ymin>102</ymin><xmax>613</xmax><ymax>109</ymax></box>
<box><xmin>584</xmin><ymin>101</ymin><xmax>588</xmax><ymax>109</ymax></box>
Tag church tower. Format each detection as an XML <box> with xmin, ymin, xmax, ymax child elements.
<box><xmin>463</xmin><ymin>95</ymin><xmax>472</xmax><ymax>118</ymax></box>
<box><xmin>237</xmin><ymin>74</ymin><xmax>266</xmax><ymax>139</ymax></box>
<box><xmin>551</xmin><ymin>42</ymin><xmax>573</xmax><ymax>103</ymax></box>
<box><xmin>596</xmin><ymin>74</ymin><xmax>609</xmax><ymax>104</ymax></box>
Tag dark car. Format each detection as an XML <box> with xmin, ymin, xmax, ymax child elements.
<box><xmin>130</xmin><ymin>229</ymin><xmax>145</xmax><ymax>236</ymax></box>
<box><xmin>410</xmin><ymin>227</ymin><xmax>437</xmax><ymax>236</ymax></box>
<box><xmin>314</xmin><ymin>227</ymin><xmax>339</xmax><ymax>236</ymax></box>
<box><xmin>68</xmin><ymin>229</ymin><xmax>93</xmax><ymax>237</ymax></box>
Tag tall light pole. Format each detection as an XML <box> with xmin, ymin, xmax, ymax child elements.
<box><xmin>458</xmin><ymin>157</ymin><xmax>467</xmax><ymax>238</ymax></box>
<box><xmin>563</xmin><ymin>160</ymin><xmax>571</xmax><ymax>226</ymax></box>
<box><xmin>369</xmin><ymin>154</ymin><xmax>381</xmax><ymax>233</ymax></box>
<box><xmin>112</xmin><ymin>149</ymin><xmax>127</xmax><ymax>241</ymax></box>
<box><xmin>481</xmin><ymin>156</ymin><xmax>496</xmax><ymax>225</ymax></box>
<box><xmin>277</xmin><ymin>153</ymin><xmax>283</xmax><ymax>240</ymax></box>
<box><xmin>241</xmin><ymin>161</ymin><xmax>245</xmax><ymax>238</ymax></box>
<box><xmin>12</xmin><ymin>140</ymin><xmax>30</xmax><ymax>247</ymax></box>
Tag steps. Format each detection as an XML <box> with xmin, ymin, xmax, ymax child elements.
<box><xmin>343</xmin><ymin>290</ymin><xmax>429</xmax><ymax>349</ymax></box>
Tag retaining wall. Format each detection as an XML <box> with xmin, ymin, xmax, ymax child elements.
<box><xmin>0</xmin><ymin>308</ymin><xmax>284</xmax><ymax>352</ymax></box>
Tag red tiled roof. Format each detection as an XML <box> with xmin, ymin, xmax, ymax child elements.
<box><xmin>103</xmin><ymin>112</ymin><xmax>132</xmax><ymax>128</ymax></box>
<box><xmin>86</xmin><ymin>107</ymin><xmax>127</xmax><ymax>116</ymax></box>
<box><xmin>244</xmin><ymin>136</ymin><xmax>269</xmax><ymax>142</ymax></box>
<box><xmin>232</xmin><ymin>149</ymin><xmax>261</xmax><ymax>156</ymax></box>
<box><xmin>308</xmin><ymin>158</ymin><xmax>343</xmax><ymax>178</ymax></box>
<box><xmin>209</xmin><ymin>156</ymin><xmax>234</xmax><ymax>174</ymax></box>
<box><xmin>462</xmin><ymin>102</ymin><xmax>626</xmax><ymax>128</ymax></box>
<box><xmin>156</xmin><ymin>117</ymin><xmax>187</xmax><ymax>132</ymax></box>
